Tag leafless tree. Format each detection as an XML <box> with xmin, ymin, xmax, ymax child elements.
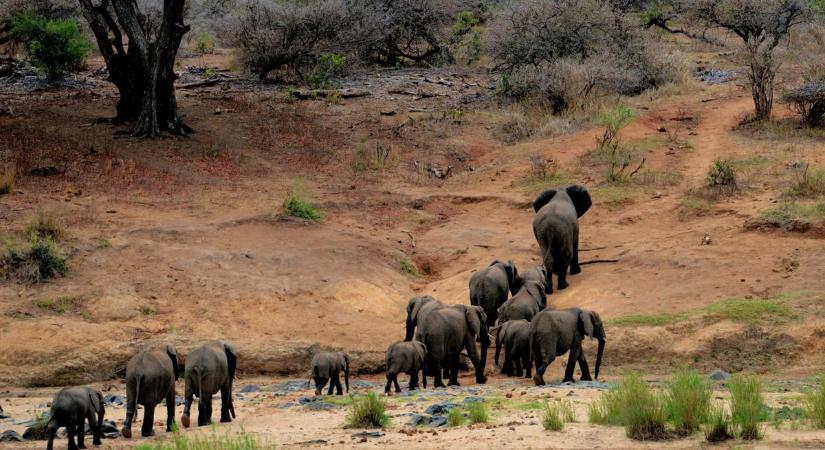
<box><xmin>76</xmin><ymin>0</ymin><xmax>191</xmax><ymax>137</ymax></box>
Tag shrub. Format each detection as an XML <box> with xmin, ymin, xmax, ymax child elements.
<box><xmin>23</xmin><ymin>411</ymin><xmax>51</xmax><ymax>440</ymax></box>
<box><xmin>542</xmin><ymin>400</ymin><xmax>575</xmax><ymax>431</ymax></box>
<box><xmin>596</xmin><ymin>105</ymin><xmax>645</xmax><ymax>183</ymax></box>
<box><xmin>467</xmin><ymin>401</ymin><xmax>489</xmax><ymax>424</ymax></box>
<box><xmin>589</xmin><ymin>372</ymin><xmax>667</xmax><ymax>440</ymax></box>
<box><xmin>345</xmin><ymin>393</ymin><xmax>389</xmax><ymax>428</ymax></box>
<box><xmin>728</xmin><ymin>374</ymin><xmax>764</xmax><ymax>440</ymax></box>
<box><xmin>706</xmin><ymin>160</ymin><xmax>736</xmax><ymax>187</ymax></box>
<box><xmin>447</xmin><ymin>408</ymin><xmax>465</xmax><ymax>427</ymax></box>
<box><xmin>704</xmin><ymin>402</ymin><xmax>733</xmax><ymax>442</ymax></box>
<box><xmin>449</xmin><ymin>10</ymin><xmax>483</xmax><ymax>64</ymax></box>
<box><xmin>192</xmin><ymin>31</ymin><xmax>215</xmax><ymax>56</ymax></box>
<box><xmin>499</xmin><ymin>111</ymin><xmax>533</xmax><ymax>143</ymax></box>
<box><xmin>1</xmin><ymin>235</ymin><xmax>68</xmax><ymax>284</ymax></box>
<box><xmin>10</xmin><ymin>12</ymin><xmax>92</xmax><ymax>79</ymax></box>
<box><xmin>135</xmin><ymin>427</ymin><xmax>269</xmax><ymax>450</ymax></box>
<box><xmin>664</xmin><ymin>367</ymin><xmax>711</xmax><ymax>436</ymax></box>
<box><xmin>788</xmin><ymin>163</ymin><xmax>825</xmax><ymax>197</ymax></box>
<box><xmin>805</xmin><ymin>377</ymin><xmax>825</xmax><ymax>429</ymax></box>
<box><xmin>25</xmin><ymin>211</ymin><xmax>63</xmax><ymax>240</ymax></box>
<box><xmin>308</xmin><ymin>52</ymin><xmax>347</xmax><ymax>89</ymax></box>
<box><xmin>399</xmin><ymin>259</ymin><xmax>420</xmax><ymax>277</ymax></box>
<box><xmin>784</xmin><ymin>80</ymin><xmax>825</xmax><ymax>127</ymax></box>
<box><xmin>351</xmin><ymin>142</ymin><xmax>395</xmax><ymax>173</ymax></box>
<box><xmin>282</xmin><ymin>191</ymin><xmax>321</xmax><ymax>221</ymax></box>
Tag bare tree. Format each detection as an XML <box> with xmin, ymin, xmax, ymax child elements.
<box><xmin>690</xmin><ymin>0</ymin><xmax>811</xmax><ymax>120</ymax></box>
<box><xmin>76</xmin><ymin>0</ymin><xmax>191</xmax><ymax>137</ymax></box>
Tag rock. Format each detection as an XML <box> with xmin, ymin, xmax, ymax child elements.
<box><xmin>101</xmin><ymin>420</ymin><xmax>120</xmax><ymax>438</ymax></box>
<box><xmin>103</xmin><ymin>394</ymin><xmax>125</xmax><ymax>407</ymax></box>
<box><xmin>462</xmin><ymin>396</ymin><xmax>483</xmax><ymax>404</ymax></box>
<box><xmin>380</xmin><ymin>110</ymin><xmax>396</xmax><ymax>116</ymax></box>
<box><xmin>0</xmin><ymin>430</ymin><xmax>23</xmax><ymax>442</ymax></box>
<box><xmin>239</xmin><ymin>385</ymin><xmax>261</xmax><ymax>393</ymax></box>
<box><xmin>351</xmin><ymin>431</ymin><xmax>384</xmax><ymax>439</ymax></box>
<box><xmin>407</xmin><ymin>414</ymin><xmax>430</xmax><ymax>426</ymax></box>
<box><xmin>175</xmin><ymin>396</ymin><xmax>185</xmax><ymax>406</ymax></box>
<box><xmin>427</xmin><ymin>415</ymin><xmax>448</xmax><ymax>428</ymax></box>
<box><xmin>350</xmin><ymin>380</ymin><xmax>374</xmax><ymax>390</ymax></box>
<box><xmin>267</xmin><ymin>380</ymin><xmax>310</xmax><ymax>394</ymax></box>
<box><xmin>425</xmin><ymin>402</ymin><xmax>459</xmax><ymax>415</ymax></box>
<box><xmin>29</xmin><ymin>166</ymin><xmax>63</xmax><ymax>177</ymax></box>
<box><xmin>709</xmin><ymin>369</ymin><xmax>731</xmax><ymax>381</ymax></box>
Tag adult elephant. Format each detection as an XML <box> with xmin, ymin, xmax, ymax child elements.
<box><xmin>497</xmin><ymin>277</ymin><xmax>547</xmax><ymax>324</ymax></box>
<box><xmin>121</xmin><ymin>344</ymin><xmax>180</xmax><ymax>439</ymax></box>
<box><xmin>404</xmin><ymin>295</ymin><xmax>447</xmax><ymax>341</ymax></box>
<box><xmin>181</xmin><ymin>341</ymin><xmax>237</xmax><ymax>428</ymax></box>
<box><xmin>530</xmin><ymin>308</ymin><xmax>605</xmax><ymax>385</ymax></box>
<box><xmin>415</xmin><ymin>304</ymin><xmax>489</xmax><ymax>387</ymax></box>
<box><xmin>469</xmin><ymin>260</ymin><xmax>521</xmax><ymax>327</ymax></box>
<box><xmin>532</xmin><ymin>185</ymin><xmax>592</xmax><ymax>294</ymax></box>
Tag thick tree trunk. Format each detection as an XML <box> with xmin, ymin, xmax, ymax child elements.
<box><xmin>77</xmin><ymin>0</ymin><xmax>190</xmax><ymax>137</ymax></box>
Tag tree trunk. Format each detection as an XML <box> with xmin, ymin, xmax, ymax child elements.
<box><xmin>77</xmin><ymin>0</ymin><xmax>191</xmax><ymax>137</ymax></box>
<box><xmin>747</xmin><ymin>43</ymin><xmax>776</xmax><ymax>122</ymax></box>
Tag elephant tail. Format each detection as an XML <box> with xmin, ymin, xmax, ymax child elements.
<box><xmin>192</xmin><ymin>366</ymin><xmax>204</xmax><ymax>402</ymax></box>
<box><xmin>132</xmin><ymin>374</ymin><xmax>142</xmax><ymax>421</ymax></box>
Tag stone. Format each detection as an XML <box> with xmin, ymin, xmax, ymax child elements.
<box><xmin>239</xmin><ymin>385</ymin><xmax>261</xmax><ymax>393</ymax></box>
<box><xmin>462</xmin><ymin>396</ymin><xmax>483</xmax><ymax>404</ymax></box>
<box><xmin>103</xmin><ymin>394</ymin><xmax>125</xmax><ymax>407</ymax></box>
<box><xmin>424</xmin><ymin>402</ymin><xmax>459</xmax><ymax>415</ymax></box>
<box><xmin>407</xmin><ymin>414</ymin><xmax>430</xmax><ymax>426</ymax></box>
<box><xmin>709</xmin><ymin>369</ymin><xmax>731</xmax><ymax>381</ymax></box>
<box><xmin>427</xmin><ymin>415</ymin><xmax>448</xmax><ymax>428</ymax></box>
<box><xmin>0</xmin><ymin>430</ymin><xmax>23</xmax><ymax>442</ymax></box>
<box><xmin>351</xmin><ymin>431</ymin><xmax>384</xmax><ymax>439</ymax></box>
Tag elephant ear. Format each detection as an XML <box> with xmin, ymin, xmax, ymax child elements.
<box><xmin>505</xmin><ymin>260</ymin><xmax>521</xmax><ymax>294</ymax></box>
<box><xmin>414</xmin><ymin>341</ymin><xmax>427</xmax><ymax>359</ymax></box>
<box><xmin>579</xmin><ymin>310</ymin><xmax>597</xmax><ymax>339</ymax></box>
<box><xmin>223</xmin><ymin>342</ymin><xmax>237</xmax><ymax>381</ymax></box>
<box><xmin>566</xmin><ymin>185</ymin><xmax>592</xmax><ymax>217</ymax></box>
<box><xmin>88</xmin><ymin>388</ymin><xmax>102</xmax><ymax>412</ymax></box>
<box><xmin>464</xmin><ymin>306</ymin><xmax>483</xmax><ymax>338</ymax></box>
<box><xmin>166</xmin><ymin>344</ymin><xmax>180</xmax><ymax>380</ymax></box>
<box><xmin>533</xmin><ymin>189</ymin><xmax>558</xmax><ymax>213</ymax></box>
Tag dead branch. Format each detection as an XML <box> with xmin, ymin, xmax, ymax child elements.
<box><xmin>580</xmin><ymin>259</ymin><xmax>620</xmax><ymax>265</ymax></box>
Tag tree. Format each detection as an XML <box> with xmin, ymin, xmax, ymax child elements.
<box><xmin>690</xmin><ymin>0</ymin><xmax>810</xmax><ymax>120</ymax></box>
<box><xmin>76</xmin><ymin>0</ymin><xmax>191</xmax><ymax>137</ymax></box>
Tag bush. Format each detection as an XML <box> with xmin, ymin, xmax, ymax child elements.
<box><xmin>10</xmin><ymin>12</ymin><xmax>92</xmax><ymax>79</ymax></box>
<box><xmin>664</xmin><ymin>367</ymin><xmax>711</xmax><ymax>436</ymax></box>
<box><xmin>589</xmin><ymin>372</ymin><xmax>667</xmax><ymax>440</ymax></box>
<box><xmin>308</xmin><ymin>53</ymin><xmax>347</xmax><ymax>89</ymax></box>
<box><xmin>447</xmin><ymin>408</ymin><xmax>465</xmax><ymax>427</ymax></box>
<box><xmin>596</xmin><ymin>105</ymin><xmax>645</xmax><ymax>183</ymax></box>
<box><xmin>135</xmin><ymin>427</ymin><xmax>269</xmax><ymax>449</ymax></box>
<box><xmin>789</xmin><ymin>163</ymin><xmax>825</xmax><ymax>197</ymax></box>
<box><xmin>704</xmin><ymin>402</ymin><xmax>733</xmax><ymax>442</ymax></box>
<box><xmin>542</xmin><ymin>400</ymin><xmax>575</xmax><ymax>431</ymax></box>
<box><xmin>783</xmin><ymin>80</ymin><xmax>825</xmax><ymax>127</ymax></box>
<box><xmin>345</xmin><ymin>393</ymin><xmax>389</xmax><ymax>428</ymax></box>
<box><xmin>728</xmin><ymin>374</ymin><xmax>764</xmax><ymax>440</ymax></box>
<box><xmin>805</xmin><ymin>377</ymin><xmax>825</xmax><ymax>429</ymax></box>
<box><xmin>192</xmin><ymin>31</ymin><xmax>215</xmax><ymax>56</ymax></box>
<box><xmin>25</xmin><ymin>211</ymin><xmax>63</xmax><ymax>240</ymax></box>
<box><xmin>282</xmin><ymin>191</ymin><xmax>321</xmax><ymax>221</ymax></box>
<box><xmin>399</xmin><ymin>259</ymin><xmax>420</xmax><ymax>277</ymax></box>
<box><xmin>1</xmin><ymin>235</ymin><xmax>68</xmax><ymax>284</ymax></box>
<box><xmin>467</xmin><ymin>401</ymin><xmax>489</xmax><ymax>424</ymax></box>
<box><xmin>706</xmin><ymin>160</ymin><xmax>736</xmax><ymax>187</ymax></box>
<box><xmin>499</xmin><ymin>111</ymin><xmax>533</xmax><ymax>143</ymax></box>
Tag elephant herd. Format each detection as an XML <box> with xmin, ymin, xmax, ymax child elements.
<box><xmin>44</xmin><ymin>341</ymin><xmax>235</xmax><ymax>450</ymax></box>
<box><xmin>42</xmin><ymin>184</ymin><xmax>603</xmax><ymax>449</ymax></box>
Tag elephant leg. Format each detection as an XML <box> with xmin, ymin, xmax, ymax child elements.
<box><xmin>77</xmin><ymin>419</ymin><xmax>85</xmax><ymax>449</ymax></box>
<box><xmin>122</xmin><ymin>389</ymin><xmax>136</xmax><ymax>438</ymax></box>
<box><xmin>182</xmin><ymin>383</ymin><xmax>194</xmax><ymax>428</ymax></box>
<box><xmin>570</xmin><ymin>231</ymin><xmax>582</xmax><ymax>275</ymax></box>
<box><xmin>578</xmin><ymin>350</ymin><xmax>593</xmax><ymax>381</ymax></box>
<box><xmin>524</xmin><ymin>352</ymin><xmax>533</xmax><ymax>379</ymax></box>
<box><xmin>393</xmin><ymin>374</ymin><xmax>401</xmax><ymax>393</ymax></box>
<box><xmin>87</xmin><ymin>409</ymin><xmax>101</xmax><ymax>446</ymax></box>
<box><xmin>335</xmin><ymin>375</ymin><xmax>344</xmax><ymax>396</ymax></box>
<box><xmin>502</xmin><ymin>346</ymin><xmax>512</xmax><ymax>375</ymax></box>
<box><xmin>166</xmin><ymin>388</ymin><xmax>176</xmax><ymax>432</ymax></box>
<box><xmin>563</xmin><ymin>346</ymin><xmax>580</xmax><ymax>383</ymax></box>
<box><xmin>46</xmin><ymin>420</ymin><xmax>57</xmax><ymax>450</ymax></box>
<box><xmin>514</xmin><ymin>355</ymin><xmax>523</xmax><ymax>377</ymax></box>
<box><xmin>556</xmin><ymin>262</ymin><xmax>570</xmax><ymax>290</ymax></box>
<box><xmin>533</xmin><ymin>356</ymin><xmax>553</xmax><ymax>386</ymax></box>
<box><xmin>409</xmin><ymin>371</ymin><xmax>418</xmax><ymax>391</ymax></box>
<box><xmin>220</xmin><ymin>383</ymin><xmax>232</xmax><ymax>423</ymax></box>
<box><xmin>67</xmin><ymin>423</ymin><xmax>77</xmax><ymax>450</ymax></box>
<box><xmin>432</xmin><ymin>359</ymin><xmax>444</xmax><ymax>388</ymax></box>
<box><xmin>384</xmin><ymin>373</ymin><xmax>393</xmax><ymax>394</ymax></box>
<box><xmin>199</xmin><ymin>395</ymin><xmax>213</xmax><ymax>426</ymax></box>
<box><xmin>447</xmin><ymin>354</ymin><xmax>460</xmax><ymax>386</ymax></box>
<box><xmin>141</xmin><ymin>403</ymin><xmax>156</xmax><ymax>437</ymax></box>
<box><xmin>541</xmin><ymin>245</ymin><xmax>554</xmax><ymax>295</ymax></box>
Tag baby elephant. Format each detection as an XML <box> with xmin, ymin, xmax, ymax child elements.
<box><xmin>181</xmin><ymin>341</ymin><xmax>237</xmax><ymax>428</ymax></box>
<box><xmin>495</xmin><ymin>319</ymin><xmax>532</xmax><ymax>378</ymax></box>
<box><xmin>46</xmin><ymin>386</ymin><xmax>104</xmax><ymax>450</ymax></box>
<box><xmin>310</xmin><ymin>351</ymin><xmax>350</xmax><ymax>395</ymax></box>
<box><xmin>384</xmin><ymin>341</ymin><xmax>427</xmax><ymax>394</ymax></box>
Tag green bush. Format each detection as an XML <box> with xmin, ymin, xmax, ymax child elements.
<box><xmin>447</xmin><ymin>408</ymin><xmax>465</xmax><ymax>427</ymax></box>
<box><xmin>345</xmin><ymin>393</ymin><xmax>389</xmax><ymax>428</ymax></box>
<box><xmin>542</xmin><ymin>400</ymin><xmax>575</xmax><ymax>431</ymax></box>
<box><xmin>192</xmin><ymin>32</ymin><xmax>215</xmax><ymax>56</ymax></box>
<box><xmin>467</xmin><ymin>401</ymin><xmax>489</xmax><ymax>424</ymax></box>
<box><xmin>1</xmin><ymin>235</ymin><xmax>68</xmax><ymax>284</ymax></box>
<box><xmin>10</xmin><ymin>12</ymin><xmax>92</xmax><ymax>79</ymax></box>
<box><xmin>308</xmin><ymin>53</ymin><xmax>347</xmax><ymax>89</ymax></box>
<box><xmin>664</xmin><ymin>366</ymin><xmax>711</xmax><ymax>436</ymax></box>
<box><xmin>282</xmin><ymin>191</ymin><xmax>321</xmax><ymax>221</ymax></box>
<box><xmin>589</xmin><ymin>372</ymin><xmax>667</xmax><ymax>440</ymax></box>
<box><xmin>728</xmin><ymin>374</ymin><xmax>764</xmax><ymax>440</ymax></box>
<box><xmin>399</xmin><ymin>259</ymin><xmax>420</xmax><ymax>277</ymax></box>
<box><xmin>706</xmin><ymin>159</ymin><xmax>736</xmax><ymax>187</ymax></box>
<box><xmin>135</xmin><ymin>427</ymin><xmax>269</xmax><ymax>449</ymax></box>
<box><xmin>704</xmin><ymin>402</ymin><xmax>733</xmax><ymax>442</ymax></box>
<box><xmin>805</xmin><ymin>378</ymin><xmax>825</xmax><ymax>429</ymax></box>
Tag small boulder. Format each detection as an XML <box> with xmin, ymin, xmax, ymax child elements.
<box><xmin>427</xmin><ymin>415</ymin><xmax>448</xmax><ymax>428</ymax></box>
<box><xmin>0</xmin><ymin>430</ymin><xmax>23</xmax><ymax>442</ymax></box>
<box><xmin>709</xmin><ymin>369</ymin><xmax>731</xmax><ymax>381</ymax></box>
<box><xmin>239</xmin><ymin>385</ymin><xmax>261</xmax><ymax>393</ymax></box>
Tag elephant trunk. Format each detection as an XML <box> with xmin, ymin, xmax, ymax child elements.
<box><xmin>404</xmin><ymin>318</ymin><xmax>415</xmax><ymax>342</ymax></box>
<box><xmin>594</xmin><ymin>338</ymin><xmax>605</xmax><ymax>380</ymax></box>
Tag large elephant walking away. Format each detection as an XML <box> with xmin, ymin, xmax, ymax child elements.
<box><xmin>532</xmin><ymin>185</ymin><xmax>592</xmax><ymax>294</ymax></box>
<box><xmin>181</xmin><ymin>341</ymin><xmax>237</xmax><ymax>428</ymax></box>
<box><xmin>122</xmin><ymin>345</ymin><xmax>179</xmax><ymax>438</ymax></box>
<box><xmin>404</xmin><ymin>295</ymin><xmax>447</xmax><ymax>341</ymax></box>
<box><xmin>530</xmin><ymin>308</ymin><xmax>605</xmax><ymax>385</ymax></box>
<box><xmin>416</xmin><ymin>304</ymin><xmax>489</xmax><ymax>387</ymax></box>
<box><xmin>310</xmin><ymin>351</ymin><xmax>350</xmax><ymax>396</ymax></box>
<box><xmin>469</xmin><ymin>260</ymin><xmax>522</xmax><ymax>327</ymax></box>
<box><xmin>46</xmin><ymin>386</ymin><xmax>104</xmax><ymax>450</ymax></box>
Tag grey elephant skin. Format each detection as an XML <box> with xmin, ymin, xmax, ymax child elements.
<box><xmin>181</xmin><ymin>341</ymin><xmax>237</xmax><ymax>428</ymax></box>
<box><xmin>530</xmin><ymin>308</ymin><xmax>606</xmax><ymax>385</ymax></box>
<box><xmin>469</xmin><ymin>260</ymin><xmax>521</xmax><ymax>327</ymax></box>
<box><xmin>497</xmin><ymin>278</ymin><xmax>547</xmax><ymax>324</ymax></box>
<box><xmin>122</xmin><ymin>344</ymin><xmax>179</xmax><ymax>438</ymax></box>
<box><xmin>404</xmin><ymin>295</ymin><xmax>448</xmax><ymax>342</ymax></box>
<box><xmin>415</xmin><ymin>304</ymin><xmax>489</xmax><ymax>387</ymax></box>
<box><xmin>310</xmin><ymin>351</ymin><xmax>350</xmax><ymax>395</ymax></box>
<box><xmin>384</xmin><ymin>341</ymin><xmax>427</xmax><ymax>393</ymax></box>
<box><xmin>46</xmin><ymin>386</ymin><xmax>104</xmax><ymax>450</ymax></box>
<box><xmin>532</xmin><ymin>185</ymin><xmax>592</xmax><ymax>294</ymax></box>
<box><xmin>495</xmin><ymin>319</ymin><xmax>532</xmax><ymax>378</ymax></box>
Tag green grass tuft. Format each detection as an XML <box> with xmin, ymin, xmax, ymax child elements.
<box><xmin>447</xmin><ymin>408</ymin><xmax>465</xmax><ymax>427</ymax></box>
<box><xmin>1</xmin><ymin>235</ymin><xmax>68</xmax><ymax>284</ymax></box>
<box><xmin>135</xmin><ymin>427</ymin><xmax>270</xmax><ymax>449</ymax></box>
<box><xmin>704</xmin><ymin>402</ymin><xmax>733</xmax><ymax>442</ymax></box>
<box><xmin>345</xmin><ymin>392</ymin><xmax>389</xmax><ymax>429</ymax></box>
<box><xmin>282</xmin><ymin>191</ymin><xmax>321</xmax><ymax>221</ymax></box>
<box><xmin>25</xmin><ymin>211</ymin><xmax>63</xmax><ymax>240</ymax></box>
<box><xmin>611</xmin><ymin>312</ymin><xmax>688</xmax><ymax>327</ymax></box>
<box><xmin>541</xmin><ymin>400</ymin><xmax>575</xmax><ymax>431</ymax></box>
<box><xmin>589</xmin><ymin>372</ymin><xmax>667</xmax><ymax>440</ymax></box>
<box><xmin>762</xmin><ymin>200</ymin><xmax>825</xmax><ymax>223</ymax></box>
<box><xmin>702</xmin><ymin>297</ymin><xmax>798</xmax><ymax>324</ymax></box>
<box><xmin>467</xmin><ymin>401</ymin><xmax>489</xmax><ymax>424</ymax></box>
<box><xmin>805</xmin><ymin>377</ymin><xmax>825</xmax><ymax>429</ymax></box>
<box><xmin>664</xmin><ymin>366</ymin><xmax>711</xmax><ymax>436</ymax></box>
<box><xmin>728</xmin><ymin>374</ymin><xmax>764</xmax><ymax>440</ymax></box>
<box><xmin>399</xmin><ymin>259</ymin><xmax>420</xmax><ymax>277</ymax></box>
